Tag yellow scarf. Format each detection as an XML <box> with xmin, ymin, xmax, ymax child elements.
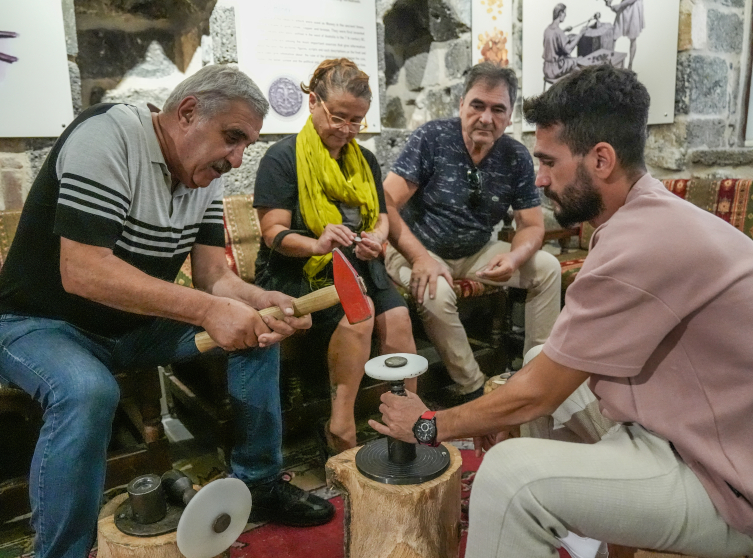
<box><xmin>296</xmin><ymin>116</ymin><xmax>379</xmax><ymax>281</ymax></box>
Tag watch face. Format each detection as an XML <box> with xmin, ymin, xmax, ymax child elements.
<box><xmin>414</xmin><ymin>418</ymin><xmax>437</xmax><ymax>444</ymax></box>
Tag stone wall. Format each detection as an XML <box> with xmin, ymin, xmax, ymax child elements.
<box><xmin>646</xmin><ymin>0</ymin><xmax>753</xmax><ymax>178</ymax></box>
<box><xmin>0</xmin><ymin>0</ymin><xmax>751</xmax><ymax>210</ymax></box>
<box><xmin>380</xmin><ymin>0</ymin><xmax>753</xmax><ymax>179</ymax></box>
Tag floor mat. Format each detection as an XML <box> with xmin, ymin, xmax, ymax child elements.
<box><xmin>221</xmin><ymin>447</ymin><xmax>573</xmax><ymax>558</ymax></box>
<box><xmin>2</xmin><ymin>444</ymin><xmax>573</xmax><ymax>558</ymax></box>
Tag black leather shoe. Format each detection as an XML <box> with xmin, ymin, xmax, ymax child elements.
<box><xmin>248</xmin><ymin>476</ymin><xmax>335</xmax><ymax>527</ymax></box>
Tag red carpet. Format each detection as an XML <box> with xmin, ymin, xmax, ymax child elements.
<box><xmin>229</xmin><ymin>448</ymin><xmax>571</xmax><ymax>558</ymax></box>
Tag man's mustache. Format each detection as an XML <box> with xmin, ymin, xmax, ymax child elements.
<box><xmin>211</xmin><ymin>160</ymin><xmax>232</xmax><ymax>175</ymax></box>
<box><xmin>544</xmin><ymin>186</ymin><xmax>559</xmax><ymax>204</ymax></box>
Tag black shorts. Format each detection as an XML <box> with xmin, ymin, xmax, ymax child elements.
<box><xmin>256</xmin><ymin>245</ymin><xmax>407</xmax><ymax>343</ymax></box>
<box><xmin>311</xmin><ymin>253</ymin><xmax>407</xmax><ymax>341</ymax></box>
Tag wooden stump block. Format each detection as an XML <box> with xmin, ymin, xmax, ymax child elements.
<box><xmin>97</xmin><ymin>493</ymin><xmax>226</xmax><ymax>558</ymax></box>
<box><xmin>326</xmin><ymin>443</ymin><xmax>462</xmax><ymax>558</ymax></box>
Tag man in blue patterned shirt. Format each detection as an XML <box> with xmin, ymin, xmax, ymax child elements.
<box><xmin>384</xmin><ymin>63</ymin><xmax>561</xmax><ymax>400</ymax></box>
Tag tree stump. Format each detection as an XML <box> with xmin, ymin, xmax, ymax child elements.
<box><xmin>326</xmin><ymin>443</ymin><xmax>462</xmax><ymax>558</ymax></box>
<box><xmin>96</xmin><ymin>493</ymin><xmax>226</xmax><ymax>558</ymax></box>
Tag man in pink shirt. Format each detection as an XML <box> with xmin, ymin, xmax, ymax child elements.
<box><xmin>370</xmin><ymin>65</ymin><xmax>753</xmax><ymax>557</ymax></box>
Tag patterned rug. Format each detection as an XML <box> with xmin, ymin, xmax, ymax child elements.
<box><xmin>1</xmin><ymin>444</ymin><xmax>572</xmax><ymax>558</ymax></box>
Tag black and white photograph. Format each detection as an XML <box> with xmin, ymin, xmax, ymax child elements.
<box><xmin>523</xmin><ymin>0</ymin><xmax>680</xmax><ymax>128</ymax></box>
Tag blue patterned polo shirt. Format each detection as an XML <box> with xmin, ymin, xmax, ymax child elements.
<box><xmin>392</xmin><ymin>118</ymin><xmax>539</xmax><ymax>260</ymax></box>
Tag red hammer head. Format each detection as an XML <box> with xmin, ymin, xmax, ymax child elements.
<box><xmin>332</xmin><ymin>248</ymin><xmax>372</xmax><ymax>324</ymax></box>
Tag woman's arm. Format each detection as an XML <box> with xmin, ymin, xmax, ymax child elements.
<box><xmin>257</xmin><ymin>207</ymin><xmax>356</xmax><ymax>257</ymax></box>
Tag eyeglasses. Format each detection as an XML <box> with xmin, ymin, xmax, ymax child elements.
<box><xmin>317</xmin><ymin>95</ymin><xmax>368</xmax><ymax>133</ymax></box>
<box><xmin>468</xmin><ymin>168</ymin><xmax>483</xmax><ymax>208</ymax></box>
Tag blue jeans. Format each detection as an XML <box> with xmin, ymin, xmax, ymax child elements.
<box><xmin>0</xmin><ymin>314</ymin><xmax>282</xmax><ymax>558</ymax></box>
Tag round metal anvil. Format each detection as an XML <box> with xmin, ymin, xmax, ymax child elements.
<box><xmin>357</xmin><ymin>353</ymin><xmax>450</xmax><ymax>485</ymax></box>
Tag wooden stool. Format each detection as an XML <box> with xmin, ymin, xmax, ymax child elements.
<box><xmin>97</xmin><ymin>493</ymin><xmax>225</xmax><ymax>558</ymax></box>
<box><xmin>326</xmin><ymin>443</ymin><xmax>462</xmax><ymax>558</ymax></box>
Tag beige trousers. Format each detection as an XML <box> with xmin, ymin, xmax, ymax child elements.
<box><xmin>384</xmin><ymin>242</ymin><xmax>561</xmax><ymax>394</ymax></box>
<box><xmin>465</xmin><ymin>347</ymin><xmax>753</xmax><ymax>558</ymax></box>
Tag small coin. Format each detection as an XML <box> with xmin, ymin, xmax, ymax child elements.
<box><xmin>268</xmin><ymin>77</ymin><xmax>303</xmax><ymax>117</ymax></box>
<box><xmin>385</xmin><ymin>356</ymin><xmax>408</xmax><ymax>368</ymax></box>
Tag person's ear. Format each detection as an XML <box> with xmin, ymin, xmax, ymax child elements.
<box><xmin>591</xmin><ymin>142</ymin><xmax>617</xmax><ymax>179</ymax></box>
<box><xmin>459</xmin><ymin>96</ymin><xmax>465</xmax><ymax>113</ymax></box>
<box><xmin>176</xmin><ymin>96</ymin><xmax>198</xmax><ymax>130</ymax></box>
<box><xmin>309</xmin><ymin>92</ymin><xmax>317</xmax><ymax>114</ymax></box>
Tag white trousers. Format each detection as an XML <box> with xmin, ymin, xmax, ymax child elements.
<box><xmin>465</xmin><ymin>348</ymin><xmax>753</xmax><ymax>557</ymax></box>
<box><xmin>385</xmin><ymin>242</ymin><xmax>561</xmax><ymax>394</ymax></box>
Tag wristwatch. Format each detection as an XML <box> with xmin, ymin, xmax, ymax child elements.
<box><xmin>412</xmin><ymin>411</ymin><xmax>440</xmax><ymax>447</ymax></box>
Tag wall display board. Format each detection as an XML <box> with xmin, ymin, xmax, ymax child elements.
<box><xmin>472</xmin><ymin>0</ymin><xmax>514</xmax><ymax>68</ymax></box>
<box><xmin>522</xmin><ymin>0</ymin><xmax>680</xmax><ymax>130</ymax></box>
<box><xmin>234</xmin><ymin>0</ymin><xmax>381</xmax><ymax>134</ymax></box>
<box><xmin>0</xmin><ymin>0</ymin><xmax>74</xmax><ymax>137</ymax></box>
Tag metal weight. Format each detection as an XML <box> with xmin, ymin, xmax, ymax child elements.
<box><xmin>114</xmin><ymin>473</ymin><xmax>183</xmax><ymax>537</ymax></box>
<box><xmin>128</xmin><ymin>474</ymin><xmax>166</xmax><ymax>524</ymax></box>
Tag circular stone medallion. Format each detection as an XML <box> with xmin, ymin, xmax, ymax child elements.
<box><xmin>268</xmin><ymin>77</ymin><xmax>303</xmax><ymax>117</ymax></box>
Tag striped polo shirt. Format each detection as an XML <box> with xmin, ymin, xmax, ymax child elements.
<box><xmin>0</xmin><ymin>103</ymin><xmax>224</xmax><ymax>335</ymax></box>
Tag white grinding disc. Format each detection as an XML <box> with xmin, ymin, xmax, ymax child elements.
<box><xmin>177</xmin><ymin>478</ymin><xmax>251</xmax><ymax>558</ymax></box>
<box><xmin>364</xmin><ymin>353</ymin><xmax>428</xmax><ymax>381</ymax></box>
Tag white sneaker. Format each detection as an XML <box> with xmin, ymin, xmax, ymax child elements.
<box><xmin>559</xmin><ymin>531</ymin><xmax>608</xmax><ymax>558</ymax></box>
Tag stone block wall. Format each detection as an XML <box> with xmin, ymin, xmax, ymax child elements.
<box><xmin>0</xmin><ymin>0</ymin><xmax>751</xmax><ymax>211</ymax></box>
<box><xmin>646</xmin><ymin>0</ymin><xmax>753</xmax><ymax>178</ymax></box>
<box><xmin>373</xmin><ymin>0</ymin><xmax>753</xmax><ymax>181</ymax></box>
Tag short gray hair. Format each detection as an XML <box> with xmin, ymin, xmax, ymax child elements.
<box><xmin>553</xmin><ymin>3</ymin><xmax>566</xmax><ymax>20</ymax></box>
<box><xmin>163</xmin><ymin>64</ymin><xmax>269</xmax><ymax>119</ymax></box>
<box><xmin>463</xmin><ymin>62</ymin><xmax>518</xmax><ymax>107</ymax></box>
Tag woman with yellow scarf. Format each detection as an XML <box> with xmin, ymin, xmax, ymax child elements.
<box><xmin>254</xmin><ymin>59</ymin><xmax>416</xmax><ymax>455</ymax></box>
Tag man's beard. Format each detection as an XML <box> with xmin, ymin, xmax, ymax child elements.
<box><xmin>545</xmin><ymin>162</ymin><xmax>605</xmax><ymax>228</ymax></box>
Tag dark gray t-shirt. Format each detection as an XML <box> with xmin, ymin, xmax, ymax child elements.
<box><xmin>392</xmin><ymin>117</ymin><xmax>539</xmax><ymax>260</ymax></box>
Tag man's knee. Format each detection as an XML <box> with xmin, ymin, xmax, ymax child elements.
<box><xmin>474</xmin><ymin>438</ymin><xmax>554</xmax><ymax>510</ymax></box>
<box><xmin>60</xmin><ymin>372</ymin><xmax>120</xmax><ymax>425</ymax></box>
<box><xmin>521</xmin><ymin>250</ymin><xmax>561</xmax><ymax>290</ymax></box>
<box><xmin>535</xmin><ymin>251</ymin><xmax>562</xmax><ymax>281</ymax></box>
<box><xmin>417</xmin><ymin>276</ymin><xmax>457</xmax><ymax>316</ymax></box>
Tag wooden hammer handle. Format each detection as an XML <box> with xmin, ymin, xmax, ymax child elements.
<box><xmin>194</xmin><ymin>285</ymin><xmax>340</xmax><ymax>352</ymax></box>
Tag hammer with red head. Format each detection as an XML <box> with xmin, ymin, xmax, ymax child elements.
<box><xmin>194</xmin><ymin>248</ymin><xmax>372</xmax><ymax>352</ymax></box>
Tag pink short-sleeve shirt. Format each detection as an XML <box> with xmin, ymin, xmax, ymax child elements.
<box><xmin>544</xmin><ymin>174</ymin><xmax>753</xmax><ymax>535</ymax></box>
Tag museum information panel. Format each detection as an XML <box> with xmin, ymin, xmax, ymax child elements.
<box><xmin>235</xmin><ymin>0</ymin><xmax>381</xmax><ymax>134</ymax></box>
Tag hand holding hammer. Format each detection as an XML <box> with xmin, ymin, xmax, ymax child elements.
<box><xmin>194</xmin><ymin>248</ymin><xmax>372</xmax><ymax>352</ymax></box>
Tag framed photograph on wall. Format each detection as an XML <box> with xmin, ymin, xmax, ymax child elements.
<box><xmin>0</xmin><ymin>0</ymin><xmax>74</xmax><ymax>137</ymax></box>
<box><xmin>522</xmin><ymin>0</ymin><xmax>680</xmax><ymax>130</ymax></box>
<box><xmin>472</xmin><ymin>0</ymin><xmax>514</xmax><ymax>68</ymax></box>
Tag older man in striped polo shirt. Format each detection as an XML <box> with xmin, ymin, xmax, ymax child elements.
<box><xmin>0</xmin><ymin>65</ymin><xmax>334</xmax><ymax>558</ymax></box>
